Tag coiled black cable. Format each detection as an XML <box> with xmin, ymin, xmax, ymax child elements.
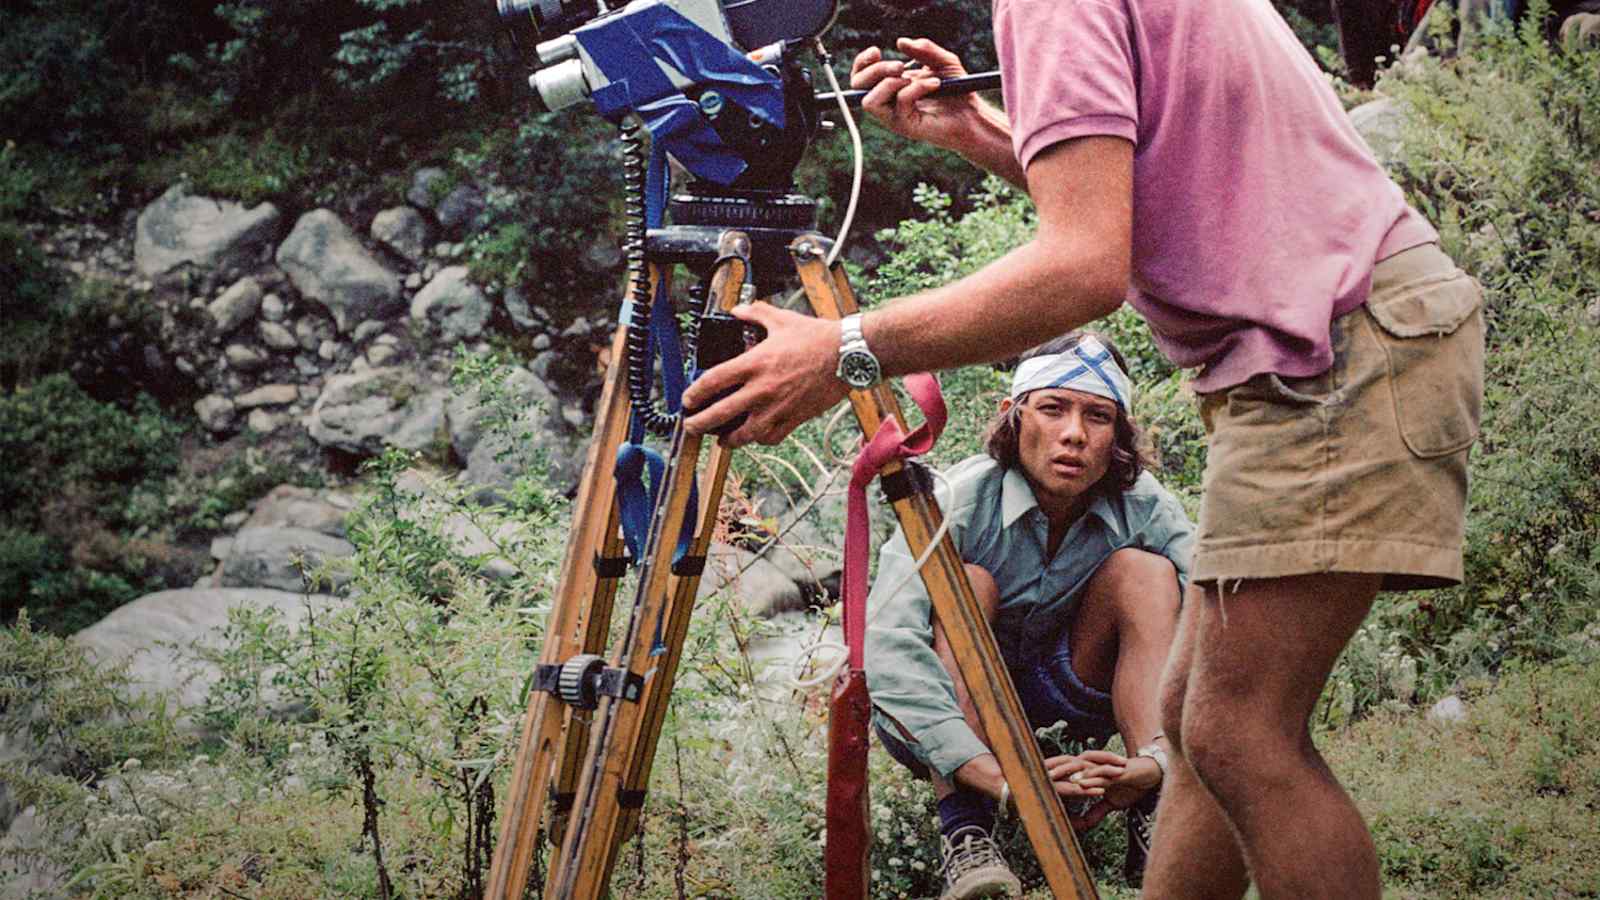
<box><xmin>620</xmin><ymin>121</ymin><xmax>679</xmax><ymax>436</ymax></box>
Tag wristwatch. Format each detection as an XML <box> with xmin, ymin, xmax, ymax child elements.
<box><xmin>1135</xmin><ymin>742</ymin><xmax>1169</xmax><ymax>783</ymax></box>
<box><xmin>835</xmin><ymin>313</ymin><xmax>882</xmax><ymax>390</ymax></box>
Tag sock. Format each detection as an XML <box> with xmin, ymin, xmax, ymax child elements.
<box><xmin>937</xmin><ymin>790</ymin><xmax>997</xmax><ymax>840</ymax></box>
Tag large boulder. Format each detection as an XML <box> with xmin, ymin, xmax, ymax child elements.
<box><xmin>243</xmin><ymin>485</ymin><xmax>355</xmax><ymax>537</ymax></box>
<box><xmin>446</xmin><ymin>366</ymin><xmax>586</xmax><ymax>497</ymax></box>
<box><xmin>697</xmin><ymin>542</ymin><xmax>807</xmax><ymax>618</ymax></box>
<box><xmin>134</xmin><ymin>184</ymin><xmax>281</xmax><ymax>280</ymax></box>
<box><xmin>411</xmin><ymin>265</ymin><xmax>491</xmax><ymax>344</ymax></box>
<box><xmin>71</xmin><ymin>587</ymin><xmax>341</xmax><ymax>709</ymax></box>
<box><xmin>307</xmin><ymin>367</ymin><xmax>449</xmax><ymax>456</ymax></box>
<box><xmin>1348</xmin><ymin>96</ymin><xmax>1406</xmax><ymax>169</ymax></box>
<box><xmin>276</xmin><ymin>209</ymin><xmax>403</xmax><ymax>333</ymax></box>
<box><xmin>219</xmin><ymin>526</ymin><xmax>355</xmax><ymax>592</ymax></box>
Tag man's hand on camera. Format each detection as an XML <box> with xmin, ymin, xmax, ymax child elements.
<box><xmin>681</xmin><ymin>302</ymin><xmax>847</xmax><ymax>448</ymax></box>
<box><xmin>850</xmin><ymin>38</ymin><xmax>983</xmax><ymax>152</ymax></box>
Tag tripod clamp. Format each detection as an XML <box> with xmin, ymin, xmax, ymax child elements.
<box><xmin>534</xmin><ymin>654</ymin><xmax>646</xmax><ymax>709</ymax></box>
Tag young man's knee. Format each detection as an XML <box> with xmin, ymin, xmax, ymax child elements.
<box><xmin>1088</xmin><ymin>548</ymin><xmax>1181</xmax><ymax>614</ymax></box>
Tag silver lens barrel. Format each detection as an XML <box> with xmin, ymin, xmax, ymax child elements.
<box><xmin>532</xmin><ymin>58</ymin><xmax>592</xmax><ymax>112</ymax></box>
<box><xmin>535</xmin><ymin>34</ymin><xmax>580</xmax><ymax>66</ymax></box>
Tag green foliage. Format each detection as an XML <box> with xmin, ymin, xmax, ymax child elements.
<box><xmin>0</xmin><ymin>375</ymin><xmax>189</xmax><ymax>631</ymax></box>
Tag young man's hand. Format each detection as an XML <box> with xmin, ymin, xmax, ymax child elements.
<box><xmin>849</xmin><ymin>38</ymin><xmax>987</xmax><ymax>153</ymax></box>
<box><xmin>1045</xmin><ymin>749</ymin><xmax>1162</xmax><ymax>831</ymax></box>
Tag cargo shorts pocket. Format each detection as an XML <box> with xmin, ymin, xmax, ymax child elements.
<box><xmin>1364</xmin><ymin>270</ymin><xmax>1485</xmax><ymax>458</ymax></box>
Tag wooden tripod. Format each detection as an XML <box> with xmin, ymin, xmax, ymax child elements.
<box><xmin>485</xmin><ymin>229</ymin><xmax>1101</xmax><ymax>900</ymax></box>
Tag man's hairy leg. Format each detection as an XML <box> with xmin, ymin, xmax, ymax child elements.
<box><xmin>1142</xmin><ymin>586</ymin><xmax>1249</xmax><ymax>900</ymax></box>
<box><xmin>1179</xmin><ymin>573</ymin><xmax>1382</xmax><ymax>900</ymax></box>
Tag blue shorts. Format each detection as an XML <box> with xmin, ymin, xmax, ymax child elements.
<box><xmin>875</xmin><ymin>632</ymin><xmax>1118</xmax><ymax>779</ymax></box>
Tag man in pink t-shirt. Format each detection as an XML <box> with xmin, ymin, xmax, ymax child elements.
<box><xmin>682</xmin><ymin>1</ymin><xmax>1484</xmax><ymax>897</ymax></box>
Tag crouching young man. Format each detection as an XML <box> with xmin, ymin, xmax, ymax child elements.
<box><xmin>866</xmin><ymin>332</ymin><xmax>1194</xmax><ymax>898</ymax></box>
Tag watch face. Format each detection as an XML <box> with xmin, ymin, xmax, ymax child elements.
<box><xmin>840</xmin><ymin>350</ymin><xmax>880</xmax><ymax>388</ymax></box>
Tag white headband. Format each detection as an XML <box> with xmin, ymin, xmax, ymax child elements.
<box><xmin>1009</xmin><ymin>336</ymin><xmax>1133</xmax><ymax>409</ymax></box>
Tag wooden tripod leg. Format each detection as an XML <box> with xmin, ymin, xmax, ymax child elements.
<box><xmin>795</xmin><ymin>235</ymin><xmax>1102</xmax><ymax>900</ymax></box>
<box><xmin>485</xmin><ymin>264</ymin><xmax>670</xmax><ymax>900</ymax></box>
<box><xmin>546</xmin><ymin>233</ymin><xmax>752</xmax><ymax>900</ymax></box>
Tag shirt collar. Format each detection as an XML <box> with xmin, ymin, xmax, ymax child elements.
<box><xmin>999</xmin><ymin>466</ymin><xmax>1127</xmax><ymax>539</ymax></box>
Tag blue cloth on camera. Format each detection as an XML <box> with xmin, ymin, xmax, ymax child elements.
<box><xmin>865</xmin><ymin>455</ymin><xmax>1194</xmax><ymax>780</ymax></box>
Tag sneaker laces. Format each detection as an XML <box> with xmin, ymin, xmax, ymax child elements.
<box><xmin>942</xmin><ymin>827</ymin><xmax>1009</xmax><ymax>884</ymax></box>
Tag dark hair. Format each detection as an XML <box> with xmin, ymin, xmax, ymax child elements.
<box><xmin>982</xmin><ymin>331</ymin><xmax>1153</xmax><ymax>494</ymax></box>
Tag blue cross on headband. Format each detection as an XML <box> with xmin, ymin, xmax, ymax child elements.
<box><xmin>1008</xmin><ymin>336</ymin><xmax>1133</xmax><ymax>410</ymax></box>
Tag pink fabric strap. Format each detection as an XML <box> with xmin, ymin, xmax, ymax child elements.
<box><xmin>841</xmin><ymin>373</ymin><xmax>947</xmax><ymax>668</ymax></box>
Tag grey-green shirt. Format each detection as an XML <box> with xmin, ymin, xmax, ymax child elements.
<box><xmin>865</xmin><ymin>455</ymin><xmax>1195</xmax><ymax>779</ymax></box>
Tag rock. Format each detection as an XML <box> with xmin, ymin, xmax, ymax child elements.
<box><xmin>532</xmin><ymin>333</ymin><xmax>553</xmax><ymax>352</ymax></box>
<box><xmin>246</xmin><ymin>410</ymin><xmax>283</xmax><ymax>433</ymax></box>
<box><xmin>236</xmin><ymin>383</ymin><xmax>298</xmax><ymax>408</ymax></box>
<box><xmin>371</xmin><ymin>206</ymin><xmax>429</xmax><ymax>263</ymax></box>
<box><xmin>209</xmin><ymin>536</ymin><xmax>234</xmax><ymax>560</ymax></box>
<box><xmin>220</xmin><ymin>526</ymin><xmax>355</xmax><ymax>593</ymax></box>
<box><xmin>1428</xmin><ymin>695</ymin><xmax>1468</xmax><ymax>724</ymax></box>
<box><xmin>307</xmin><ymin>367</ymin><xmax>449</xmax><ymax>456</ymax></box>
<box><xmin>405</xmin><ymin>272</ymin><xmax>423</xmax><ymax>290</ymax></box>
<box><xmin>407</xmin><ymin>167</ymin><xmax>448</xmax><ymax>210</ymax></box>
<box><xmin>352</xmin><ymin>319</ymin><xmax>386</xmax><ymax>343</ymax></box>
<box><xmin>411</xmin><ymin>265</ymin><xmax>491</xmax><ymax>344</ymax></box>
<box><xmin>504</xmin><ymin>286</ymin><xmax>538</xmax><ymax>330</ymax></box>
<box><xmin>261</xmin><ymin>293</ymin><xmax>287</xmax><ymax>322</ymax></box>
<box><xmin>207</xmin><ymin>276</ymin><xmax>263</xmax><ymax>334</ymax></box>
<box><xmin>561</xmin><ymin>317</ymin><xmax>591</xmax><ymax>339</ymax></box>
<box><xmin>697</xmin><ymin>543</ymin><xmax>807</xmax><ymax>618</ymax></box>
<box><xmin>244</xmin><ymin>485</ymin><xmax>354</xmax><ymax>537</ymax></box>
<box><xmin>194</xmin><ymin>395</ymin><xmax>236</xmax><ymax>433</ymax></box>
<box><xmin>367</xmin><ymin>343</ymin><xmax>400</xmax><ymax>366</ymax></box>
<box><xmin>294</xmin><ymin>355</ymin><xmax>321</xmax><ymax>377</ymax></box>
<box><xmin>436</xmin><ymin>185</ymin><xmax>486</xmax><ymax>234</ymax></box>
<box><xmin>1348</xmin><ymin>97</ymin><xmax>1406</xmax><ymax>169</ymax></box>
<box><xmin>1</xmin><ymin>806</ymin><xmax>64</xmax><ymax>900</ymax></box>
<box><xmin>318</xmin><ymin>339</ymin><xmax>339</xmax><ymax>361</ymax></box>
<box><xmin>1587</xmin><ymin>296</ymin><xmax>1600</xmax><ymax>327</ymax></box>
<box><xmin>447</xmin><ymin>366</ymin><xmax>556</xmax><ymax>462</ymax></box>
<box><xmin>134</xmin><ymin>184</ymin><xmax>281</xmax><ymax>280</ymax></box>
<box><xmin>259</xmin><ymin>321</ymin><xmax>298</xmax><ymax>350</ymax></box>
<box><xmin>71</xmin><ymin>587</ymin><xmax>341</xmax><ymax>710</ymax></box>
<box><xmin>224</xmin><ymin>343</ymin><xmax>270</xmax><ymax>372</ymax></box>
<box><xmin>276</xmin><ymin>209</ymin><xmax>403</xmax><ymax>333</ymax></box>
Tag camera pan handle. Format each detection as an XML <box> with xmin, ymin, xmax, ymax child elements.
<box><xmin>812</xmin><ymin>70</ymin><xmax>1002</xmax><ymax>110</ymax></box>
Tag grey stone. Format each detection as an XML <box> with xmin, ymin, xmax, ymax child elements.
<box><xmin>307</xmin><ymin>367</ymin><xmax>449</xmax><ymax>455</ymax></box>
<box><xmin>1</xmin><ymin>806</ymin><xmax>64</xmax><ymax>900</ymax></box>
<box><xmin>71</xmin><ymin>587</ymin><xmax>341</xmax><ymax>710</ymax></box>
<box><xmin>350</xmin><ymin>357</ymin><xmax>372</xmax><ymax>373</ymax></box>
<box><xmin>437</xmin><ymin>185</ymin><xmax>485</xmax><ymax>234</ymax></box>
<box><xmin>276</xmin><ymin>209</ymin><xmax>403</xmax><ymax>333</ymax></box>
<box><xmin>353</xmin><ymin>319</ymin><xmax>386</xmax><ymax>343</ymax></box>
<box><xmin>222</xmin><ymin>510</ymin><xmax>250</xmax><ymax>529</ymax></box>
<box><xmin>405</xmin><ymin>272</ymin><xmax>423</xmax><ymax>290</ymax></box>
<box><xmin>433</xmin><ymin>242</ymin><xmax>453</xmax><ymax>259</ymax></box>
<box><xmin>175</xmin><ymin>357</ymin><xmax>196</xmax><ymax>376</ymax></box>
<box><xmin>367</xmin><ymin>343</ymin><xmax>400</xmax><ymax>366</ymax></box>
<box><xmin>1586</xmin><ymin>296</ymin><xmax>1600</xmax><ymax>327</ymax></box>
<box><xmin>236</xmin><ymin>383</ymin><xmax>298</xmax><ymax>408</ymax></box>
<box><xmin>208</xmin><ymin>277</ymin><xmax>263</xmax><ymax>333</ymax></box>
<box><xmin>194</xmin><ymin>395</ymin><xmax>236</xmax><ymax>433</ymax></box>
<box><xmin>209</xmin><ymin>536</ymin><xmax>234</xmax><ymax>560</ymax></box>
<box><xmin>260</xmin><ymin>292</ymin><xmax>286</xmax><ymax>321</ymax></box>
<box><xmin>295</xmin><ymin>355</ymin><xmax>322</xmax><ymax>377</ymax></box>
<box><xmin>1349</xmin><ymin>97</ymin><xmax>1406</xmax><ymax>169</ymax></box>
<box><xmin>259</xmin><ymin>320</ymin><xmax>298</xmax><ymax>350</ymax></box>
<box><xmin>532</xmin><ymin>333</ymin><xmax>552</xmax><ymax>351</ymax></box>
<box><xmin>221</xmin><ymin>526</ymin><xmax>354</xmax><ymax>593</ymax></box>
<box><xmin>1428</xmin><ymin>695</ymin><xmax>1468</xmax><ymax>724</ymax></box>
<box><xmin>697</xmin><ymin>542</ymin><xmax>807</xmax><ymax>618</ymax></box>
<box><xmin>298</xmin><ymin>385</ymin><xmax>319</xmax><ymax>402</ymax></box>
<box><xmin>411</xmin><ymin>265</ymin><xmax>491</xmax><ymax>344</ymax></box>
<box><xmin>424</xmin><ymin>261</ymin><xmax>440</xmax><ymax>281</ymax></box>
<box><xmin>134</xmin><ymin>184</ymin><xmax>281</xmax><ymax>280</ymax></box>
<box><xmin>447</xmin><ymin>366</ymin><xmax>555</xmax><ymax>463</ymax></box>
<box><xmin>224</xmin><ymin>343</ymin><xmax>270</xmax><ymax>371</ymax></box>
<box><xmin>407</xmin><ymin>167</ymin><xmax>448</xmax><ymax>210</ymax></box>
<box><xmin>374</xmin><ymin>333</ymin><xmax>401</xmax><ymax>346</ymax></box>
<box><xmin>246</xmin><ymin>409</ymin><xmax>283</xmax><ymax>433</ymax></box>
<box><xmin>318</xmin><ymin>339</ymin><xmax>338</xmax><ymax>361</ymax></box>
<box><xmin>244</xmin><ymin>485</ymin><xmax>353</xmax><ymax>537</ymax></box>
<box><xmin>561</xmin><ymin>317</ymin><xmax>591</xmax><ymax>339</ymax></box>
<box><xmin>504</xmin><ymin>285</ymin><xmax>538</xmax><ymax>330</ymax></box>
<box><xmin>371</xmin><ymin>206</ymin><xmax>430</xmax><ymax>263</ymax></box>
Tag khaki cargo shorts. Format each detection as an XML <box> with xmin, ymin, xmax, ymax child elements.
<box><xmin>1192</xmin><ymin>243</ymin><xmax>1485</xmax><ymax>591</ymax></box>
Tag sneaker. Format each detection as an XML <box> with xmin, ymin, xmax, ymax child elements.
<box><xmin>1123</xmin><ymin>792</ymin><xmax>1159</xmax><ymax>887</ymax></box>
<box><xmin>939</xmin><ymin>826</ymin><xmax>1022</xmax><ymax>900</ymax></box>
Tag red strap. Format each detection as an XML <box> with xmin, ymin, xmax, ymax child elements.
<box><xmin>841</xmin><ymin>373</ymin><xmax>947</xmax><ymax>668</ymax></box>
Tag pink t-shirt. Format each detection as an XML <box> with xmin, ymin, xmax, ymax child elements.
<box><xmin>993</xmin><ymin>0</ymin><xmax>1438</xmax><ymax>392</ymax></box>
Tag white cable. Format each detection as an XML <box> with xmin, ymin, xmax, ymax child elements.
<box><xmin>813</xmin><ymin>39</ymin><xmax>865</xmax><ymax>268</ymax></box>
<box><xmin>788</xmin><ymin>464</ymin><xmax>956</xmax><ymax>688</ymax></box>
